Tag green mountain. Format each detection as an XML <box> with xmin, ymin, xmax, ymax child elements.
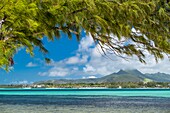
<box><xmin>145</xmin><ymin>72</ymin><xmax>170</xmax><ymax>82</ymax></box>
<box><xmin>35</xmin><ymin>70</ymin><xmax>170</xmax><ymax>84</ymax></box>
<box><xmin>97</xmin><ymin>69</ymin><xmax>146</xmax><ymax>83</ymax></box>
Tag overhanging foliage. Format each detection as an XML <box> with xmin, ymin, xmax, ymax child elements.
<box><xmin>0</xmin><ymin>0</ymin><xmax>169</xmax><ymax>71</ymax></box>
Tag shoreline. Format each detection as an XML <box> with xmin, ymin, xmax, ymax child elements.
<box><xmin>0</xmin><ymin>87</ymin><xmax>170</xmax><ymax>90</ymax></box>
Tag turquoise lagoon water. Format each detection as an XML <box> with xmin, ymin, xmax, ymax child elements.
<box><xmin>0</xmin><ymin>88</ymin><xmax>170</xmax><ymax>113</ymax></box>
<box><xmin>0</xmin><ymin>88</ymin><xmax>170</xmax><ymax>97</ymax></box>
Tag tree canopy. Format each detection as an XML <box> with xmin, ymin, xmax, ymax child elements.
<box><xmin>0</xmin><ymin>0</ymin><xmax>170</xmax><ymax>71</ymax></box>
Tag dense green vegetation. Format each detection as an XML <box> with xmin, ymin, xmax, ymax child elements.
<box><xmin>0</xmin><ymin>0</ymin><xmax>170</xmax><ymax>71</ymax></box>
<box><xmin>44</xmin><ymin>82</ymin><xmax>170</xmax><ymax>88</ymax></box>
<box><xmin>0</xmin><ymin>82</ymin><xmax>170</xmax><ymax>88</ymax></box>
<box><xmin>0</xmin><ymin>84</ymin><xmax>24</xmax><ymax>88</ymax></box>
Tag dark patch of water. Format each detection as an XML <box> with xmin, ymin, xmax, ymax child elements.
<box><xmin>0</xmin><ymin>95</ymin><xmax>170</xmax><ymax>110</ymax></box>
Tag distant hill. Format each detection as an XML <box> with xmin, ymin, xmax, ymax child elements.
<box><xmin>35</xmin><ymin>70</ymin><xmax>170</xmax><ymax>84</ymax></box>
<box><xmin>145</xmin><ymin>72</ymin><xmax>170</xmax><ymax>82</ymax></box>
<box><xmin>97</xmin><ymin>69</ymin><xmax>146</xmax><ymax>83</ymax></box>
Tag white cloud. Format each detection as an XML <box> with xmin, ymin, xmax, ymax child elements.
<box><xmin>82</xmin><ymin>76</ymin><xmax>86</xmax><ymax>79</ymax></box>
<box><xmin>38</xmin><ymin>72</ymin><xmax>48</xmax><ymax>76</ymax></box>
<box><xmin>83</xmin><ymin>64</ymin><xmax>95</xmax><ymax>73</ymax></box>
<box><xmin>73</xmin><ymin>67</ymin><xmax>79</xmax><ymax>71</ymax></box>
<box><xmin>26</xmin><ymin>62</ymin><xmax>37</xmax><ymax>67</ymax></box>
<box><xmin>66</xmin><ymin>56</ymin><xmax>80</xmax><ymax>64</ymax></box>
<box><xmin>18</xmin><ymin>80</ymin><xmax>28</xmax><ymax>84</ymax></box>
<box><xmin>48</xmin><ymin>67</ymin><xmax>69</xmax><ymax>77</ymax></box>
<box><xmin>11</xmin><ymin>80</ymin><xmax>29</xmax><ymax>84</ymax></box>
<box><xmin>42</xmin><ymin>67</ymin><xmax>70</xmax><ymax>77</ymax></box>
<box><xmin>78</xmin><ymin>34</ymin><xmax>94</xmax><ymax>52</ymax></box>
<box><xmin>82</xmin><ymin>76</ymin><xmax>97</xmax><ymax>79</ymax></box>
<box><xmin>88</xmin><ymin>76</ymin><xmax>97</xmax><ymax>79</ymax></box>
<box><xmin>38</xmin><ymin>34</ymin><xmax>170</xmax><ymax>78</ymax></box>
<box><xmin>65</xmin><ymin>54</ymin><xmax>88</xmax><ymax>65</ymax></box>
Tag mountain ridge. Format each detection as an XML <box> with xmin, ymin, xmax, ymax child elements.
<box><xmin>35</xmin><ymin>69</ymin><xmax>170</xmax><ymax>84</ymax></box>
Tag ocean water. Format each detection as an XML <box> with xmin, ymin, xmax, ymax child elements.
<box><xmin>0</xmin><ymin>88</ymin><xmax>170</xmax><ymax>113</ymax></box>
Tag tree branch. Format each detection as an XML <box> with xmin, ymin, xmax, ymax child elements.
<box><xmin>68</xmin><ymin>8</ymin><xmax>87</xmax><ymax>15</ymax></box>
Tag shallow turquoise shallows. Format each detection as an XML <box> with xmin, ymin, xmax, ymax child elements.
<box><xmin>0</xmin><ymin>88</ymin><xmax>170</xmax><ymax>97</ymax></box>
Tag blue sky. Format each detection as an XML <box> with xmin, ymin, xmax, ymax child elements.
<box><xmin>0</xmin><ymin>31</ymin><xmax>170</xmax><ymax>84</ymax></box>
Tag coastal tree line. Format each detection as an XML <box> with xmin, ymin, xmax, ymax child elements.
<box><xmin>41</xmin><ymin>82</ymin><xmax>170</xmax><ymax>88</ymax></box>
<box><xmin>0</xmin><ymin>82</ymin><xmax>168</xmax><ymax>88</ymax></box>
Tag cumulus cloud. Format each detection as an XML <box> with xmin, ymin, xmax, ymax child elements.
<box><xmin>38</xmin><ymin>67</ymin><xmax>70</xmax><ymax>77</ymax></box>
<box><xmin>48</xmin><ymin>67</ymin><xmax>69</xmax><ymax>77</ymax></box>
<box><xmin>26</xmin><ymin>62</ymin><xmax>37</xmax><ymax>67</ymax></box>
<box><xmin>38</xmin><ymin>34</ymin><xmax>170</xmax><ymax>78</ymax></box>
<box><xmin>78</xmin><ymin>34</ymin><xmax>94</xmax><ymax>52</ymax></box>
<box><xmin>66</xmin><ymin>54</ymin><xmax>88</xmax><ymax>65</ymax></box>
<box><xmin>66</xmin><ymin>56</ymin><xmax>80</xmax><ymax>64</ymax></box>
